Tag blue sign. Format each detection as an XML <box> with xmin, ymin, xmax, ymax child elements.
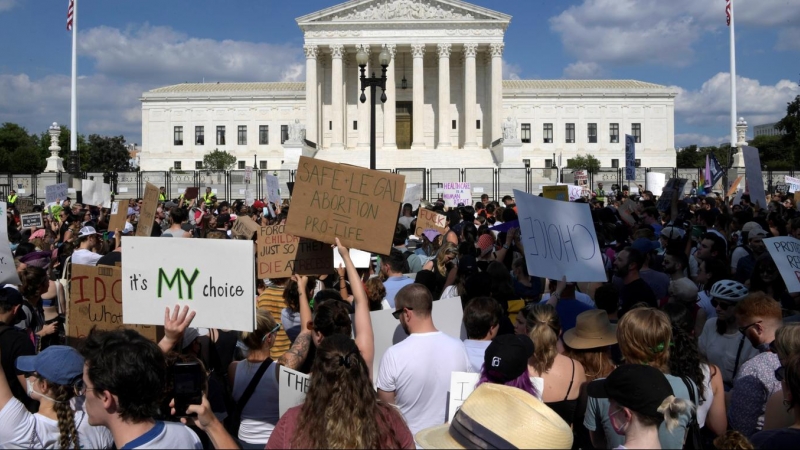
<box><xmin>625</xmin><ymin>135</ymin><xmax>636</xmax><ymax>181</ymax></box>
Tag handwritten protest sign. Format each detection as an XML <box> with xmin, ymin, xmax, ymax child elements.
<box><xmin>514</xmin><ymin>189</ymin><xmax>606</xmax><ymax>282</ymax></box>
<box><xmin>232</xmin><ymin>216</ymin><xmax>260</xmax><ymax>239</ymax></box>
<box><xmin>45</xmin><ymin>183</ymin><xmax>68</xmax><ymax>204</ymax></box>
<box><xmin>15</xmin><ymin>197</ymin><xmax>34</xmax><ymax>213</ymax></box>
<box><xmin>333</xmin><ymin>248</ymin><xmax>371</xmax><ymax>269</ymax></box>
<box><xmin>370</xmin><ymin>295</ymin><xmax>466</xmax><ymax>383</ymax></box>
<box><xmin>21</xmin><ymin>213</ymin><xmax>43</xmax><ymax>229</ymax></box>
<box><xmin>786</xmin><ymin>176</ymin><xmax>800</xmax><ymax>194</ymax></box>
<box><xmin>244</xmin><ymin>166</ymin><xmax>253</xmax><ymax>184</ymax></box>
<box><xmin>764</xmin><ymin>237</ymin><xmax>800</xmax><ymax>293</ymax></box>
<box><xmin>184</xmin><ymin>187</ymin><xmax>199</xmax><ymax>200</ymax></box>
<box><xmin>404</xmin><ymin>184</ymin><xmax>423</xmax><ymax>210</ymax></box>
<box><xmin>443</xmin><ymin>182</ymin><xmax>472</xmax><ymax>207</ymax></box>
<box><xmin>656</xmin><ymin>178</ymin><xmax>688</xmax><ymax>212</ymax></box>
<box><xmin>543</xmin><ymin>185</ymin><xmax>569</xmax><ymax>202</ymax></box>
<box><xmin>568</xmin><ymin>185</ymin><xmax>584</xmax><ymax>201</ymax></box>
<box><xmin>414</xmin><ymin>208</ymin><xmax>447</xmax><ymax>237</ymax></box>
<box><xmin>136</xmin><ymin>183</ymin><xmax>160</xmax><ymax>237</ymax></box>
<box><xmin>727</xmin><ymin>175</ymin><xmax>744</xmax><ymax>197</ymax></box>
<box><xmin>108</xmin><ymin>201</ymin><xmax>128</xmax><ymax>232</ymax></box>
<box><xmin>285</xmin><ymin>156</ymin><xmax>405</xmax><ymax>255</ymax></box>
<box><xmin>257</xmin><ymin>224</ymin><xmax>333</xmax><ymax>278</ymax></box>
<box><xmin>67</xmin><ymin>265</ymin><xmax>158</xmax><ymax>345</ymax></box>
<box><xmin>279</xmin><ymin>366</ymin><xmax>310</xmax><ymax>417</ymax></box>
<box><xmin>448</xmin><ymin>372</ymin><xmax>480</xmax><ymax>422</ymax></box>
<box><xmin>266</xmin><ymin>174</ymin><xmax>281</xmax><ymax>204</ymax></box>
<box><xmin>742</xmin><ymin>146</ymin><xmax>767</xmax><ymax>208</ymax></box>
<box><xmin>122</xmin><ymin>238</ymin><xmax>255</xmax><ymax>331</ymax></box>
<box><xmin>0</xmin><ymin>202</ymin><xmax>21</xmax><ymax>286</ymax></box>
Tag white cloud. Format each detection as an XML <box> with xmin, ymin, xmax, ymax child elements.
<box><xmin>672</xmin><ymin>72</ymin><xmax>799</xmax><ymax>127</ymax></box>
<box><xmin>0</xmin><ymin>0</ymin><xmax>18</xmax><ymax>12</ymax></box>
<box><xmin>562</xmin><ymin>61</ymin><xmax>606</xmax><ymax>79</ymax></box>
<box><xmin>675</xmin><ymin>133</ymin><xmax>728</xmax><ymax>148</ymax></box>
<box><xmin>503</xmin><ymin>59</ymin><xmax>522</xmax><ymax>80</ymax></box>
<box><xmin>79</xmin><ymin>24</ymin><xmax>305</xmax><ymax>86</ymax></box>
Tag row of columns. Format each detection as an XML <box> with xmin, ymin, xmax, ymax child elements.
<box><xmin>304</xmin><ymin>42</ymin><xmax>504</xmax><ymax>151</ymax></box>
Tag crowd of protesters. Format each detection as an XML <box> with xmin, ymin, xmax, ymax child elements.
<box><xmin>2</xmin><ymin>179</ymin><xmax>800</xmax><ymax>449</ymax></box>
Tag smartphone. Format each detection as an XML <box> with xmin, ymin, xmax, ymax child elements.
<box><xmin>691</xmin><ymin>225</ymin><xmax>706</xmax><ymax>241</ymax></box>
<box><xmin>171</xmin><ymin>361</ymin><xmax>204</xmax><ymax>417</ymax></box>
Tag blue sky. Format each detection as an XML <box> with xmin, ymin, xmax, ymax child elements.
<box><xmin>0</xmin><ymin>0</ymin><xmax>798</xmax><ymax>149</ymax></box>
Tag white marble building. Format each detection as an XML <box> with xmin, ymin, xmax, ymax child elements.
<box><xmin>140</xmin><ymin>0</ymin><xmax>677</xmax><ymax>171</ymax></box>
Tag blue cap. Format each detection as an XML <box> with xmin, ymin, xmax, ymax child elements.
<box><xmin>631</xmin><ymin>237</ymin><xmax>660</xmax><ymax>254</ymax></box>
<box><xmin>15</xmin><ymin>346</ymin><xmax>84</xmax><ymax>386</ymax></box>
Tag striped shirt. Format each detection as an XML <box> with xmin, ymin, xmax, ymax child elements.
<box><xmin>257</xmin><ymin>287</ymin><xmax>291</xmax><ymax>358</ymax></box>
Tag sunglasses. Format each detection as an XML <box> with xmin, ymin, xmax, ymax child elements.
<box><xmin>710</xmin><ymin>298</ymin><xmax>734</xmax><ymax>310</ymax></box>
<box><xmin>392</xmin><ymin>307</ymin><xmax>413</xmax><ymax>320</ymax></box>
<box><xmin>776</xmin><ymin>366</ymin><xmax>786</xmax><ymax>382</ymax></box>
<box><xmin>261</xmin><ymin>323</ymin><xmax>281</xmax><ymax>342</ymax></box>
<box><xmin>738</xmin><ymin>320</ymin><xmax>762</xmax><ymax>335</ymax></box>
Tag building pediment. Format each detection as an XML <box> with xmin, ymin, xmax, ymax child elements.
<box><xmin>297</xmin><ymin>0</ymin><xmax>510</xmax><ymax>26</ymax></box>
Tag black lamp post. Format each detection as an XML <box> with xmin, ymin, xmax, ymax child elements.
<box><xmin>357</xmin><ymin>45</ymin><xmax>390</xmax><ymax>170</ymax></box>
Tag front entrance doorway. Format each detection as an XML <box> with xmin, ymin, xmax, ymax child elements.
<box><xmin>396</xmin><ymin>102</ymin><xmax>412</xmax><ymax>149</ymax></box>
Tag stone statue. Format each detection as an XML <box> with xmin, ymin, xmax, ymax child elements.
<box><xmin>288</xmin><ymin>119</ymin><xmax>306</xmax><ymax>143</ymax></box>
<box><xmin>502</xmin><ymin>117</ymin><xmax>517</xmax><ymax>140</ymax></box>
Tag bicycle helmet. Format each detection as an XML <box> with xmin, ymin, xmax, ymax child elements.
<box><xmin>709</xmin><ymin>280</ymin><xmax>748</xmax><ymax>302</ymax></box>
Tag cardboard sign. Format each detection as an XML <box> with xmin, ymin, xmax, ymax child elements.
<box><xmin>333</xmin><ymin>248</ymin><xmax>371</xmax><ymax>269</ymax></box>
<box><xmin>15</xmin><ymin>197</ymin><xmax>34</xmax><ymax>213</ymax></box>
<box><xmin>786</xmin><ymin>176</ymin><xmax>800</xmax><ymax>194</ymax></box>
<box><xmin>266</xmin><ymin>174</ymin><xmax>281</xmax><ymax>204</ymax></box>
<box><xmin>136</xmin><ymin>183</ymin><xmax>160</xmax><ymax>237</ymax></box>
<box><xmin>278</xmin><ymin>365</ymin><xmax>309</xmax><ymax>417</ymax></box>
<box><xmin>443</xmin><ymin>182</ymin><xmax>472</xmax><ymax>207</ymax></box>
<box><xmin>404</xmin><ymin>184</ymin><xmax>423</xmax><ymax>210</ymax></box>
<box><xmin>742</xmin><ymin>146</ymin><xmax>767</xmax><ymax>208</ymax></box>
<box><xmin>447</xmin><ymin>372</ymin><xmax>481</xmax><ymax>423</ymax></box>
<box><xmin>45</xmin><ymin>183</ymin><xmax>68</xmax><ymax>204</ymax></box>
<box><xmin>0</xmin><ymin>202</ymin><xmax>21</xmax><ymax>285</ymax></box>
<box><xmin>20</xmin><ymin>213</ymin><xmax>43</xmax><ymax>229</ymax></box>
<box><xmin>543</xmin><ymin>185</ymin><xmax>569</xmax><ymax>202</ymax></box>
<box><xmin>184</xmin><ymin>187</ymin><xmax>199</xmax><ymax>200</ymax></box>
<box><xmin>764</xmin><ymin>237</ymin><xmax>800</xmax><ymax>293</ymax></box>
<box><xmin>656</xmin><ymin>178</ymin><xmax>688</xmax><ymax>212</ymax></box>
<box><xmin>122</xmin><ymin>238</ymin><xmax>256</xmax><ymax>331</ymax></box>
<box><xmin>514</xmin><ymin>189</ymin><xmax>606</xmax><ymax>282</ymax></box>
<box><xmin>727</xmin><ymin>175</ymin><xmax>744</xmax><ymax>197</ymax></box>
<box><xmin>646</xmin><ymin>172</ymin><xmax>666</xmax><ymax>195</ymax></box>
<box><xmin>257</xmin><ymin>224</ymin><xmax>333</xmax><ymax>278</ymax></box>
<box><xmin>67</xmin><ymin>265</ymin><xmax>158</xmax><ymax>345</ymax></box>
<box><xmin>232</xmin><ymin>216</ymin><xmax>261</xmax><ymax>239</ymax></box>
<box><xmin>414</xmin><ymin>208</ymin><xmax>447</xmax><ymax>237</ymax></box>
<box><xmin>108</xmin><ymin>201</ymin><xmax>128</xmax><ymax>232</ymax></box>
<box><xmin>372</xmin><ymin>296</ymin><xmax>466</xmax><ymax>383</ymax></box>
<box><xmin>285</xmin><ymin>156</ymin><xmax>406</xmax><ymax>255</ymax></box>
<box><xmin>795</xmin><ymin>191</ymin><xmax>800</xmax><ymax>206</ymax></box>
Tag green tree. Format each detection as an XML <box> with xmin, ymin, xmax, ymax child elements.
<box><xmin>750</xmin><ymin>135</ymin><xmax>791</xmax><ymax>169</ymax></box>
<box><xmin>37</xmin><ymin>125</ymin><xmax>89</xmax><ymax>172</ymax></box>
<box><xmin>84</xmin><ymin>134</ymin><xmax>131</xmax><ymax>172</ymax></box>
<box><xmin>566</xmin><ymin>154</ymin><xmax>601</xmax><ymax>174</ymax></box>
<box><xmin>776</xmin><ymin>90</ymin><xmax>800</xmax><ymax>167</ymax></box>
<box><xmin>676</xmin><ymin>145</ymin><xmax>702</xmax><ymax>168</ymax></box>
<box><xmin>0</xmin><ymin>123</ymin><xmax>44</xmax><ymax>173</ymax></box>
<box><xmin>203</xmin><ymin>149</ymin><xmax>237</xmax><ymax>171</ymax></box>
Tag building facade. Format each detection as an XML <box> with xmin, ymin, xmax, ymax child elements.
<box><xmin>140</xmin><ymin>0</ymin><xmax>677</xmax><ymax>171</ymax></box>
<box><xmin>753</xmin><ymin>122</ymin><xmax>786</xmax><ymax>138</ymax></box>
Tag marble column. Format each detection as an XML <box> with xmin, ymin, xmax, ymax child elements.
<box><xmin>411</xmin><ymin>44</ymin><xmax>426</xmax><ymax>149</ymax></box>
<box><xmin>490</xmin><ymin>43</ymin><xmax>504</xmax><ymax>145</ymax></box>
<box><xmin>330</xmin><ymin>44</ymin><xmax>344</xmax><ymax>149</ymax></box>
<box><xmin>303</xmin><ymin>44</ymin><xmax>318</xmax><ymax>145</ymax></box>
<box><xmin>357</xmin><ymin>45</ymin><xmax>371</xmax><ymax>149</ymax></box>
<box><xmin>463</xmin><ymin>43</ymin><xmax>478</xmax><ymax>149</ymax></box>
<box><xmin>383</xmin><ymin>44</ymin><xmax>397</xmax><ymax>150</ymax></box>
<box><xmin>437</xmin><ymin>43</ymin><xmax>452</xmax><ymax>149</ymax></box>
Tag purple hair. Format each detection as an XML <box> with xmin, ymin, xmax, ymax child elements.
<box><xmin>477</xmin><ymin>366</ymin><xmax>539</xmax><ymax>398</ymax></box>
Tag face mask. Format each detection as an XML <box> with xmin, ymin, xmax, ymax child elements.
<box><xmin>609</xmin><ymin>407</ymin><xmax>628</xmax><ymax>435</ymax></box>
<box><xmin>26</xmin><ymin>378</ymin><xmax>61</xmax><ymax>403</ymax></box>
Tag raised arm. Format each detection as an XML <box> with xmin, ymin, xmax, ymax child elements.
<box><xmin>158</xmin><ymin>305</ymin><xmax>196</xmax><ymax>353</ymax></box>
<box><xmin>336</xmin><ymin>238</ymin><xmax>375</xmax><ymax>376</ymax></box>
<box><xmin>277</xmin><ymin>275</ymin><xmax>314</xmax><ymax>372</ymax></box>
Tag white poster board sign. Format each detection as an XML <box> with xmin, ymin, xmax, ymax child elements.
<box><xmin>0</xmin><ymin>202</ymin><xmax>22</xmax><ymax>285</ymax></box>
<box><xmin>442</xmin><ymin>182</ymin><xmax>472</xmax><ymax>207</ymax></box>
<box><xmin>266</xmin><ymin>174</ymin><xmax>281</xmax><ymax>204</ymax></box>
<box><xmin>764</xmin><ymin>236</ymin><xmax>800</xmax><ymax>293</ymax></box>
<box><xmin>245</xmin><ymin>189</ymin><xmax>254</xmax><ymax>206</ymax></box>
<box><xmin>333</xmin><ymin>248</ymin><xmax>371</xmax><ymax>269</ymax></box>
<box><xmin>244</xmin><ymin>166</ymin><xmax>253</xmax><ymax>184</ymax></box>
<box><xmin>81</xmin><ymin>179</ymin><xmax>112</xmax><ymax>208</ymax></box>
<box><xmin>447</xmin><ymin>372</ymin><xmax>480</xmax><ymax>423</ymax></box>
<box><xmin>403</xmin><ymin>184</ymin><xmax>423</xmax><ymax>210</ymax></box>
<box><xmin>514</xmin><ymin>189</ymin><xmax>606</xmax><ymax>282</ymax></box>
<box><xmin>45</xmin><ymin>183</ymin><xmax>68</xmax><ymax>204</ymax></box>
<box><xmin>122</xmin><ymin>238</ymin><xmax>255</xmax><ymax>331</ymax></box>
<box><xmin>786</xmin><ymin>176</ymin><xmax>800</xmax><ymax>194</ymax></box>
<box><xmin>371</xmin><ymin>295</ymin><xmax>466</xmax><ymax>383</ymax></box>
<box><xmin>278</xmin><ymin>365</ymin><xmax>310</xmax><ymax>417</ymax></box>
<box><xmin>568</xmin><ymin>185</ymin><xmax>583</xmax><ymax>201</ymax></box>
<box><xmin>742</xmin><ymin>146</ymin><xmax>767</xmax><ymax>208</ymax></box>
<box><xmin>646</xmin><ymin>172</ymin><xmax>666</xmax><ymax>195</ymax></box>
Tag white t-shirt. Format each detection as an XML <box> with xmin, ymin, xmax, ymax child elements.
<box><xmin>463</xmin><ymin>339</ymin><xmax>491</xmax><ymax>373</ymax></box>
<box><xmin>730</xmin><ymin>246</ymin><xmax>750</xmax><ymax>272</ymax></box>
<box><xmin>120</xmin><ymin>421</ymin><xmax>201</xmax><ymax>449</ymax></box>
<box><xmin>71</xmin><ymin>248</ymin><xmax>103</xmax><ymax>266</ymax></box>
<box><xmin>0</xmin><ymin>396</ymin><xmax>114</xmax><ymax>449</ymax></box>
<box><xmin>697</xmin><ymin>363</ymin><xmax>714</xmax><ymax>428</ymax></box>
<box><xmin>698</xmin><ymin>318</ymin><xmax>760</xmax><ymax>385</ymax></box>
<box><xmin>377</xmin><ymin>331</ymin><xmax>470</xmax><ymax>436</ymax></box>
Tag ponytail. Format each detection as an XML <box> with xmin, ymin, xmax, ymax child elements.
<box><xmin>657</xmin><ymin>395</ymin><xmax>695</xmax><ymax>431</ymax></box>
<box><xmin>526</xmin><ymin>304</ymin><xmax>561</xmax><ymax>373</ymax></box>
<box><xmin>51</xmin><ymin>383</ymin><xmax>80</xmax><ymax>449</ymax></box>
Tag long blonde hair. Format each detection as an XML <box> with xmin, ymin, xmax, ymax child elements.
<box><xmin>657</xmin><ymin>395</ymin><xmax>695</xmax><ymax>431</ymax></box>
<box><xmin>617</xmin><ymin>308</ymin><xmax>672</xmax><ymax>372</ymax></box>
<box><xmin>434</xmin><ymin>242</ymin><xmax>458</xmax><ymax>277</ymax></box>
<box><xmin>239</xmin><ymin>309</ymin><xmax>278</xmax><ymax>351</ymax></box>
<box><xmin>526</xmin><ymin>304</ymin><xmax>560</xmax><ymax>373</ymax></box>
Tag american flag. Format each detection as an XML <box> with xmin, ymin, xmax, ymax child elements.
<box><xmin>726</xmin><ymin>0</ymin><xmax>732</xmax><ymax>26</ymax></box>
<box><xmin>67</xmin><ymin>0</ymin><xmax>74</xmax><ymax>31</ymax></box>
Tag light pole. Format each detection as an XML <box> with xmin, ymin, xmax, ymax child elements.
<box><xmin>357</xmin><ymin>45</ymin><xmax>390</xmax><ymax>170</ymax></box>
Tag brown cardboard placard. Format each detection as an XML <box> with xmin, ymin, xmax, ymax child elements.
<box><xmin>257</xmin><ymin>224</ymin><xmax>334</xmax><ymax>278</ymax></box>
<box><xmin>284</xmin><ymin>156</ymin><xmax>406</xmax><ymax>255</ymax></box>
<box><xmin>16</xmin><ymin>197</ymin><xmax>34</xmax><ymax>213</ymax></box>
<box><xmin>232</xmin><ymin>215</ymin><xmax>261</xmax><ymax>239</ymax></box>
<box><xmin>184</xmin><ymin>187</ymin><xmax>199</xmax><ymax>200</ymax></box>
<box><xmin>542</xmin><ymin>185</ymin><xmax>569</xmax><ymax>202</ymax></box>
<box><xmin>67</xmin><ymin>265</ymin><xmax>159</xmax><ymax>346</ymax></box>
<box><xmin>727</xmin><ymin>175</ymin><xmax>744</xmax><ymax>198</ymax></box>
<box><xmin>107</xmin><ymin>201</ymin><xmax>128</xmax><ymax>232</ymax></box>
<box><xmin>135</xmin><ymin>183</ymin><xmax>160</xmax><ymax>237</ymax></box>
<box><xmin>414</xmin><ymin>208</ymin><xmax>447</xmax><ymax>237</ymax></box>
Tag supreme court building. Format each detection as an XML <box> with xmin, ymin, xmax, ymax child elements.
<box><xmin>140</xmin><ymin>0</ymin><xmax>677</xmax><ymax>171</ymax></box>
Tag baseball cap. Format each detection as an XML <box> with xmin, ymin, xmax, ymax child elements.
<box><xmin>749</xmin><ymin>228</ymin><xmax>768</xmax><ymax>239</ymax></box>
<box><xmin>587</xmin><ymin>364</ymin><xmax>674</xmax><ymax>421</ymax></box>
<box><xmin>660</xmin><ymin>226</ymin><xmax>685</xmax><ymax>241</ymax></box>
<box><xmin>78</xmin><ymin>226</ymin><xmax>99</xmax><ymax>238</ymax></box>
<box><xmin>483</xmin><ymin>334</ymin><xmax>535</xmax><ymax>383</ymax></box>
<box><xmin>19</xmin><ymin>251</ymin><xmax>51</xmax><ymax>269</ymax></box>
<box><xmin>631</xmin><ymin>237</ymin><xmax>660</xmax><ymax>254</ymax></box>
<box><xmin>741</xmin><ymin>222</ymin><xmax>763</xmax><ymax>234</ymax></box>
<box><xmin>15</xmin><ymin>345</ymin><xmax>84</xmax><ymax>386</ymax></box>
<box><xmin>0</xmin><ymin>286</ymin><xmax>24</xmax><ymax>307</ymax></box>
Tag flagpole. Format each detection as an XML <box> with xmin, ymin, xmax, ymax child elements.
<box><xmin>70</xmin><ymin>0</ymin><xmax>78</xmax><ymax>174</ymax></box>
<box><xmin>729</xmin><ymin>0</ymin><xmax>737</xmax><ymax>148</ymax></box>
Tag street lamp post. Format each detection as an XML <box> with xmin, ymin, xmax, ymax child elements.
<box><xmin>357</xmin><ymin>45</ymin><xmax>390</xmax><ymax>170</ymax></box>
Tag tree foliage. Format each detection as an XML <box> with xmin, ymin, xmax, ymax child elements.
<box><xmin>566</xmin><ymin>154</ymin><xmax>601</xmax><ymax>174</ymax></box>
<box><xmin>202</xmin><ymin>149</ymin><xmax>237</xmax><ymax>171</ymax></box>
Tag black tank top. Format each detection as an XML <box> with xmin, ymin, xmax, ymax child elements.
<box><xmin>545</xmin><ymin>358</ymin><xmax>578</xmax><ymax>426</ymax></box>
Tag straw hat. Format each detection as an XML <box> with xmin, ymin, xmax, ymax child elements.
<box><xmin>562</xmin><ymin>309</ymin><xmax>617</xmax><ymax>350</ymax></box>
<box><xmin>415</xmin><ymin>383</ymin><xmax>573</xmax><ymax>449</ymax></box>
